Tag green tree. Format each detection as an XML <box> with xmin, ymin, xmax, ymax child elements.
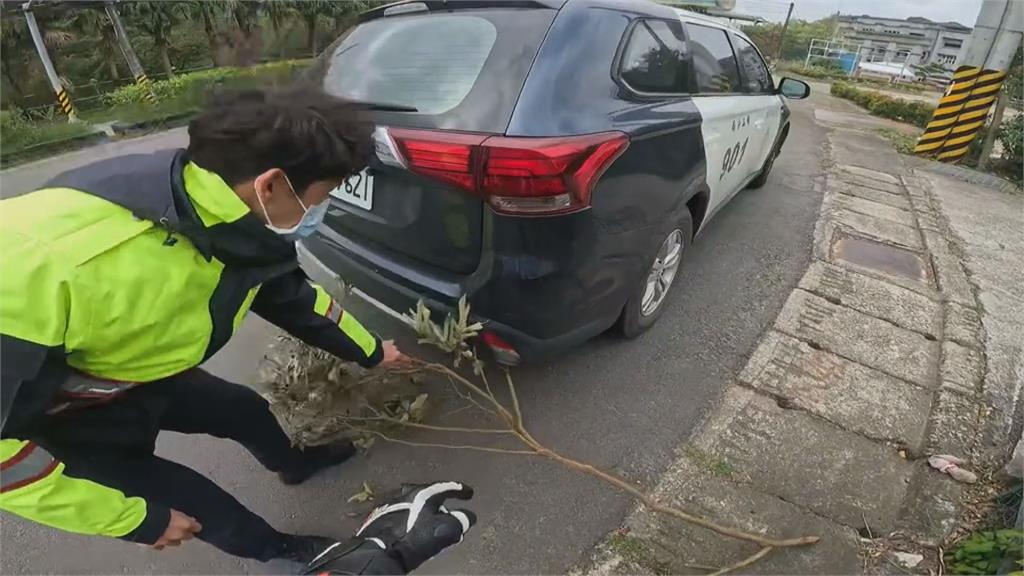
<box><xmin>61</xmin><ymin>6</ymin><xmax>123</xmax><ymax>81</ymax></box>
<box><xmin>329</xmin><ymin>1</ymin><xmax>370</xmax><ymax>36</ymax></box>
<box><xmin>0</xmin><ymin>9</ymin><xmax>75</xmax><ymax>104</ymax></box>
<box><xmin>125</xmin><ymin>1</ymin><xmax>184</xmax><ymax>78</ymax></box>
<box><xmin>742</xmin><ymin>17</ymin><xmax>838</xmax><ymax>64</ymax></box>
<box><xmin>0</xmin><ymin>10</ymin><xmax>31</xmax><ymax>102</ymax></box>
<box><xmin>294</xmin><ymin>0</ymin><xmax>332</xmax><ymax>57</ymax></box>
<box><xmin>264</xmin><ymin>0</ymin><xmax>299</xmax><ymax>59</ymax></box>
<box><xmin>184</xmin><ymin>0</ymin><xmax>230</xmax><ymax>66</ymax></box>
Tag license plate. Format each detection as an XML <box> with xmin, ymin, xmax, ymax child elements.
<box><xmin>330</xmin><ymin>170</ymin><xmax>374</xmax><ymax>211</ymax></box>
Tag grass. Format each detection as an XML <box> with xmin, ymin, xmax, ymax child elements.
<box><xmin>2</xmin><ymin>60</ymin><xmax>311</xmax><ymax>167</ymax></box>
<box><xmin>81</xmin><ymin>100</ymin><xmax>199</xmax><ymax>126</ymax></box>
<box><xmin>682</xmin><ymin>446</ymin><xmax>737</xmax><ymax>478</ymax></box>
<box><xmin>878</xmin><ymin>128</ymin><xmax>919</xmax><ymax>155</ymax></box>
<box><xmin>606</xmin><ymin>532</ymin><xmax>672</xmax><ymax>575</ymax></box>
<box><xmin>0</xmin><ymin>112</ymin><xmax>97</xmax><ymax>160</ymax></box>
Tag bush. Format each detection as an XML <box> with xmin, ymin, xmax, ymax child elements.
<box><xmin>830</xmin><ymin>82</ymin><xmax>935</xmax><ymax>128</ymax></box>
<box><xmin>997</xmin><ymin>113</ymin><xmax>1023</xmax><ymax>177</ymax></box>
<box><xmin>780</xmin><ymin>64</ymin><xmax>847</xmax><ymax>80</ymax></box>
<box><xmin>0</xmin><ymin>108</ymin><xmax>95</xmax><ymax>156</ymax></box>
<box><xmin>102</xmin><ymin>60</ymin><xmax>311</xmax><ymax>108</ymax></box>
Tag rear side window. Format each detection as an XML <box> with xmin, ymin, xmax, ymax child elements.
<box><xmin>732</xmin><ymin>35</ymin><xmax>773</xmax><ymax>93</ymax></box>
<box><xmin>685</xmin><ymin>23</ymin><xmax>742</xmax><ymax>94</ymax></box>
<box><xmin>324</xmin><ymin>15</ymin><xmax>496</xmax><ymax>114</ymax></box>
<box><xmin>618</xmin><ymin>19</ymin><xmax>689</xmax><ymax>94</ymax></box>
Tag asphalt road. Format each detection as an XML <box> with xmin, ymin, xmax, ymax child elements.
<box><xmin>0</xmin><ymin>96</ymin><xmax>827</xmax><ymax>575</ymax></box>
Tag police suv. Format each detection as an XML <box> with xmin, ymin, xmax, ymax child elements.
<box><xmin>300</xmin><ymin>0</ymin><xmax>811</xmax><ymax>363</ymax></box>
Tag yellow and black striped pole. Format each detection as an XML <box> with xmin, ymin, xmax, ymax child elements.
<box><xmin>134</xmin><ymin>73</ymin><xmax>158</xmax><ymax>104</ymax></box>
<box><xmin>936</xmin><ymin>69</ymin><xmax>1006</xmax><ymax>161</ymax></box>
<box><xmin>914</xmin><ymin>66</ymin><xmax>981</xmax><ymax>156</ymax></box>
<box><xmin>55</xmin><ymin>87</ymin><xmax>77</xmax><ymax>119</ymax></box>
<box><xmin>914</xmin><ymin>65</ymin><xmax>1008</xmax><ymax>162</ymax></box>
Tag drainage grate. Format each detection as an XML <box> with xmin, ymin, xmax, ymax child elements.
<box><xmin>832</xmin><ymin>234</ymin><xmax>930</xmax><ymax>283</ymax></box>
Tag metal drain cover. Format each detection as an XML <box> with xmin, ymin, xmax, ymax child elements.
<box><xmin>832</xmin><ymin>235</ymin><xmax>929</xmax><ymax>283</ymax></box>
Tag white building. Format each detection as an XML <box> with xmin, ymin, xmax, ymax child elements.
<box><xmin>836</xmin><ymin>15</ymin><xmax>973</xmax><ymax>72</ymax></box>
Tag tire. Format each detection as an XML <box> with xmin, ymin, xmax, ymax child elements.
<box><xmin>746</xmin><ymin>145</ymin><xmax>777</xmax><ymax>189</ymax></box>
<box><xmin>619</xmin><ymin>210</ymin><xmax>693</xmax><ymax>338</ymax></box>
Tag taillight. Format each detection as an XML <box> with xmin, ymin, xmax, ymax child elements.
<box><xmin>480</xmin><ymin>330</ymin><xmax>521</xmax><ymax>366</ymax></box>
<box><xmin>378</xmin><ymin>128</ymin><xmax>630</xmax><ymax>215</ymax></box>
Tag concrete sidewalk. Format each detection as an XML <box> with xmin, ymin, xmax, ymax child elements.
<box><xmin>575</xmin><ymin>90</ymin><xmax>1022</xmax><ymax>574</ymax></box>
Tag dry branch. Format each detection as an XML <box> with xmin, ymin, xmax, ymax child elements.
<box><xmin>262</xmin><ymin>297</ymin><xmax>818</xmax><ymax>574</ymax></box>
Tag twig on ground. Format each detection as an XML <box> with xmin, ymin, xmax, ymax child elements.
<box><xmin>361</xmin><ymin>430</ymin><xmax>536</xmax><ymax>456</ymax></box>
<box><xmin>709</xmin><ymin>546</ymin><xmax>773</xmax><ymax>576</ymax></box>
<box><xmin>862</xmin><ymin>512</ymin><xmax>874</xmax><ymax>539</ymax></box>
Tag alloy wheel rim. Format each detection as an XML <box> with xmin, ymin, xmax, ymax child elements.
<box><xmin>640</xmin><ymin>229</ymin><xmax>684</xmax><ymax>317</ymax></box>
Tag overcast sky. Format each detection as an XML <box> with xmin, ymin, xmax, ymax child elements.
<box><xmin>731</xmin><ymin>0</ymin><xmax>985</xmax><ymax>26</ymax></box>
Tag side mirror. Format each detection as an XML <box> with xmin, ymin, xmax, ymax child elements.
<box><xmin>777</xmin><ymin>77</ymin><xmax>811</xmax><ymax>99</ymax></box>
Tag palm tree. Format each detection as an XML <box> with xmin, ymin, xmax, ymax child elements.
<box><xmin>293</xmin><ymin>0</ymin><xmax>331</xmax><ymax>57</ymax></box>
<box><xmin>0</xmin><ymin>8</ymin><xmax>75</xmax><ymax>102</ymax></box>
<box><xmin>226</xmin><ymin>0</ymin><xmax>263</xmax><ymax>66</ymax></box>
<box><xmin>263</xmin><ymin>0</ymin><xmax>298</xmax><ymax>59</ymax></box>
<box><xmin>124</xmin><ymin>1</ymin><xmax>183</xmax><ymax>78</ymax></box>
<box><xmin>184</xmin><ymin>0</ymin><xmax>229</xmax><ymax>66</ymax></box>
<box><xmin>0</xmin><ymin>10</ymin><xmax>30</xmax><ymax>101</ymax></box>
<box><xmin>329</xmin><ymin>1</ymin><xmax>370</xmax><ymax>36</ymax></box>
<box><xmin>61</xmin><ymin>6</ymin><xmax>122</xmax><ymax>81</ymax></box>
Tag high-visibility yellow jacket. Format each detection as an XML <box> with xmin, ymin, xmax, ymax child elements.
<box><xmin>0</xmin><ymin>149</ymin><xmax>380</xmax><ymax>543</ymax></box>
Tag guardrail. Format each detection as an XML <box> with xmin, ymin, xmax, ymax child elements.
<box><xmin>7</xmin><ymin>53</ymin><xmax>318</xmax><ymax>117</ymax></box>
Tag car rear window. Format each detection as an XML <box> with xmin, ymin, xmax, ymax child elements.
<box><xmin>320</xmin><ymin>9</ymin><xmax>556</xmax><ymax>133</ymax></box>
<box><xmin>324</xmin><ymin>15</ymin><xmax>496</xmax><ymax>115</ymax></box>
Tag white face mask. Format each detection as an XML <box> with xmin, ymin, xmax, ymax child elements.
<box><xmin>256</xmin><ymin>173</ymin><xmax>329</xmax><ymax>241</ymax></box>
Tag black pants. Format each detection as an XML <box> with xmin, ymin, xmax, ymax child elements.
<box><xmin>36</xmin><ymin>368</ymin><xmax>319</xmax><ymax>561</ymax></box>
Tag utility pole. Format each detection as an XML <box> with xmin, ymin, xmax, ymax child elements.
<box><xmin>22</xmin><ymin>4</ymin><xmax>77</xmax><ymax>121</ymax></box>
<box><xmin>978</xmin><ymin>92</ymin><xmax>1009</xmax><ymax>170</ymax></box>
<box><xmin>914</xmin><ymin>0</ymin><xmax>1022</xmax><ymax>163</ymax></box>
<box><xmin>967</xmin><ymin>0</ymin><xmax>1023</xmax><ymax>170</ymax></box>
<box><xmin>775</xmin><ymin>2</ymin><xmax>794</xmax><ymax>62</ymax></box>
<box><xmin>104</xmin><ymin>0</ymin><xmax>157</xmax><ymax>104</ymax></box>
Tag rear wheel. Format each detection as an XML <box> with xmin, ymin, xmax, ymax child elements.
<box><xmin>747</xmin><ymin>146</ymin><xmax>777</xmax><ymax>189</ymax></box>
<box><xmin>620</xmin><ymin>212</ymin><xmax>692</xmax><ymax>338</ymax></box>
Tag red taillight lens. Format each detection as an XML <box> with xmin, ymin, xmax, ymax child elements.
<box><xmin>480</xmin><ymin>330</ymin><xmax>521</xmax><ymax>365</ymax></box>
<box><xmin>385</xmin><ymin>128</ymin><xmax>629</xmax><ymax>215</ymax></box>
<box><xmin>389</xmin><ymin>128</ymin><xmax>486</xmax><ymax>193</ymax></box>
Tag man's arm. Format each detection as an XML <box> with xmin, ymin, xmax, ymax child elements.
<box><xmin>0</xmin><ymin>335</ymin><xmax>171</xmax><ymax>544</ymax></box>
<box><xmin>250</xmin><ymin>269</ymin><xmax>383</xmax><ymax>367</ymax></box>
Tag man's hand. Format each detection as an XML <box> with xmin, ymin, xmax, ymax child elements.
<box><xmin>152</xmin><ymin>509</ymin><xmax>202</xmax><ymax>550</ymax></box>
<box><xmin>379</xmin><ymin>340</ymin><xmax>405</xmax><ymax>365</ymax></box>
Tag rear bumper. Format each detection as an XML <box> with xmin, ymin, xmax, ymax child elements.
<box><xmin>297</xmin><ymin>213</ymin><xmax>631</xmax><ymax>360</ymax></box>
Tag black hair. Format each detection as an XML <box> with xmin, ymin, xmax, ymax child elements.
<box><xmin>186</xmin><ymin>87</ymin><xmax>372</xmax><ymax>196</ymax></box>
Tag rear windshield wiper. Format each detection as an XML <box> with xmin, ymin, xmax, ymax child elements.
<box><xmin>359</xmin><ymin>101</ymin><xmax>419</xmax><ymax>113</ymax></box>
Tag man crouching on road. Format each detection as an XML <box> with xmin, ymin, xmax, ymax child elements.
<box><xmin>0</xmin><ymin>88</ymin><xmax>475</xmax><ymax>574</ymax></box>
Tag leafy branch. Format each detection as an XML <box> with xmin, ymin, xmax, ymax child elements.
<box><xmin>264</xmin><ymin>297</ymin><xmax>819</xmax><ymax>574</ymax></box>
